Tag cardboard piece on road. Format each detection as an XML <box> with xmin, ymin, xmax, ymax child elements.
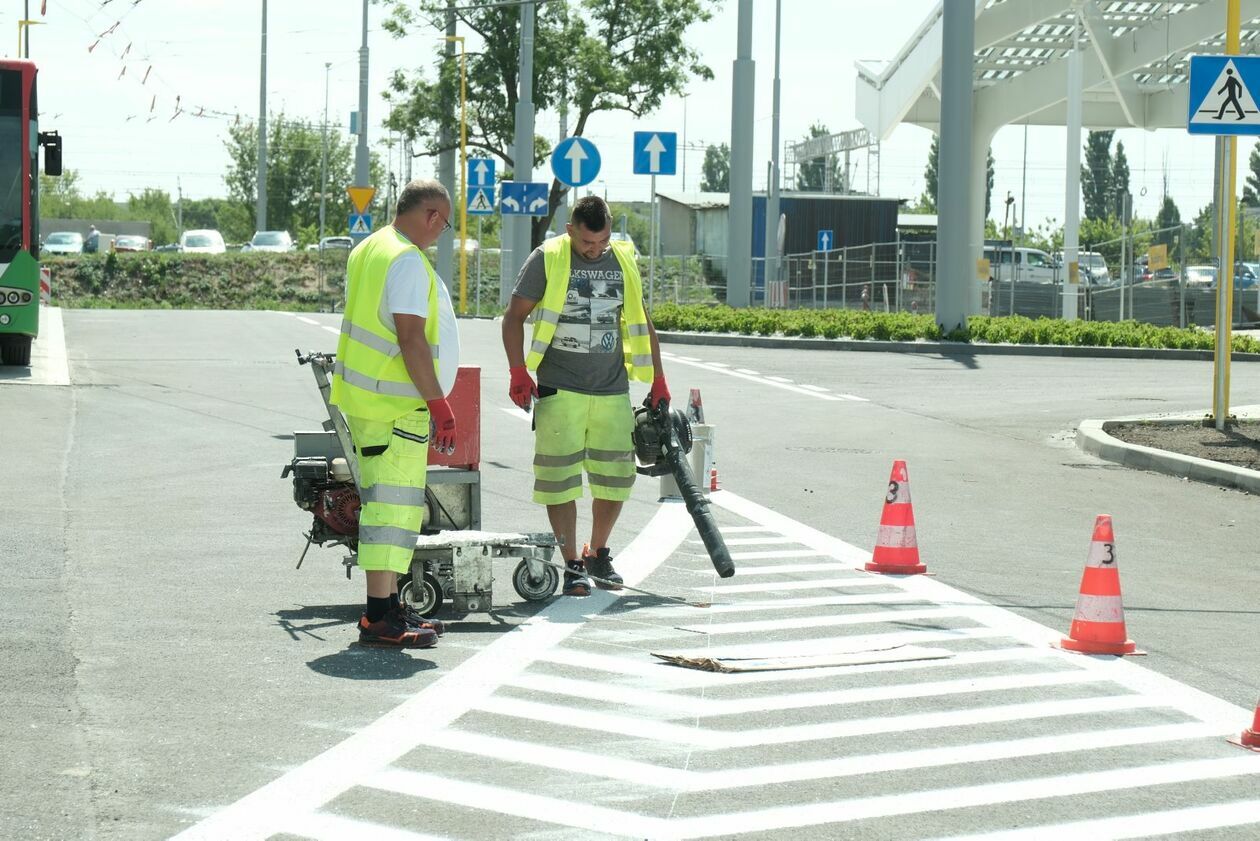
<box><xmin>347</xmin><ymin>186</ymin><xmax>375</xmax><ymax>214</ymax></box>
<box><xmin>651</xmin><ymin>644</ymin><xmax>953</xmax><ymax>673</ymax></box>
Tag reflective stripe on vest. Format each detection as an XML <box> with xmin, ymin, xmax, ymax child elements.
<box><xmin>524</xmin><ymin>235</ymin><xmax>654</xmax><ymax>383</ymax></box>
<box><xmin>330</xmin><ymin>226</ymin><xmax>442</xmax><ymax>421</ymax></box>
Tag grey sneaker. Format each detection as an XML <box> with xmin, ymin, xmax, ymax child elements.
<box><xmin>562</xmin><ymin>559</ymin><xmax>590</xmax><ymax>596</ymax></box>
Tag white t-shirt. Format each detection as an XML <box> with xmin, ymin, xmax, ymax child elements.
<box><xmin>385</xmin><ymin>250</ymin><xmax>460</xmax><ymax>395</ymax></box>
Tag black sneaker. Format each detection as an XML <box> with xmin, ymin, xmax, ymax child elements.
<box><xmin>562</xmin><ymin>559</ymin><xmax>591</xmax><ymax>597</ymax></box>
<box><xmin>394</xmin><ymin>603</ymin><xmax>446</xmax><ymax>636</ymax></box>
<box><xmin>583</xmin><ymin>546</ymin><xmax>624</xmax><ymax>591</ymax></box>
<box><xmin>358</xmin><ymin>611</ymin><xmax>437</xmax><ymax>648</ymax></box>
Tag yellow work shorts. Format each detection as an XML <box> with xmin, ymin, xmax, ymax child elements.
<box><xmin>533</xmin><ymin>389</ymin><xmax>636</xmax><ymax>505</ymax></box>
<box><xmin>346</xmin><ymin>410</ymin><xmax>430</xmax><ymax>574</ymax></box>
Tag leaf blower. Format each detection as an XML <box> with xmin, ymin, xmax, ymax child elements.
<box><xmin>631</xmin><ymin>397</ymin><xmax>735</xmax><ymax>578</ymax></box>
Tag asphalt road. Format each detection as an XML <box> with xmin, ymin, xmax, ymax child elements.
<box><xmin>3</xmin><ymin>309</ymin><xmax>1259</xmax><ymax>841</ymax></box>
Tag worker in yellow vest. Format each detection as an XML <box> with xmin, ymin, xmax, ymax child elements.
<box><xmin>502</xmin><ymin>195</ymin><xmax>668</xmax><ymax>596</ymax></box>
<box><xmin>331</xmin><ymin>179</ymin><xmax>459</xmax><ymax>647</ymax></box>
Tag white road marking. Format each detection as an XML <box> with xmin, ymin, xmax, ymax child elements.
<box><xmin>657</xmin><ymin>626</ymin><xmax>1006</xmax><ymax>658</ymax></box>
<box><xmin>472</xmin><ymin>693</ymin><xmax>1168</xmax><ymax>749</ymax></box>
<box><xmin>1</xmin><ymin>306</ymin><xmax>70</xmax><ymax>386</ymax></box>
<box><xmin>690</xmin><ymin>536</ymin><xmax>797</xmax><ymax>546</ymax></box>
<box><xmin>423</xmin><ymin>721</ymin><xmax>1223</xmax><ymax>794</ymax></box>
<box><xmin>170</xmin><ymin>504</ymin><xmax>696</xmax><ymax>841</ymax></box>
<box><xmin>297</xmin><ymin>316</ymin><xmax>320</xmax><ymax>326</ymax></box>
<box><xmin>284</xmin><ymin>812</ymin><xmax>449</xmax><ymax>841</ymax></box>
<box><xmin>666</xmin><ymin>605</ymin><xmax>976</xmax><ymax>636</ymax></box>
<box><xmin>729</xmin><ymin>549</ymin><xmax>829</xmax><ymax>560</ymax></box>
<box><xmin>663</xmin><ymin>354</ymin><xmax>853</xmax><ymax>402</ymax></box>
<box><xmin>699</xmin><ymin>576</ymin><xmax>890</xmax><ymax>594</ymax></box>
<box><xmin>935</xmin><ymin>798</ymin><xmax>1260</xmax><ymax>841</ymax></box>
<box><xmin>799</xmin><ymin>383</ymin><xmax>830</xmax><ymax>392</ymax></box>
<box><xmin>627</xmin><ymin>590</ymin><xmax>930</xmax><ymax>617</ymax></box>
<box><xmin>734</xmin><ymin>368</ymin><xmax>760</xmax><ymax>375</ymax></box>
<box><xmin>730</xmin><ymin>561</ymin><xmax>845</xmax><ymax>575</ymax></box>
<box><xmin>766</xmin><ymin>375</ymin><xmax>793</xmax><ymax>383</ymax></box>
<box><xmin>498</xmin><ymin>406</ymin><xmax>531</xmax><ymax>423</ymax></box>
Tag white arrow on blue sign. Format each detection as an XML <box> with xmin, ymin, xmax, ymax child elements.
<box><xmin>467</xmin><ymin>186</ymin><xmax>495</xmax><ymax>216</ymax></box>
<box><xmin>1188</xmin><ymin>55</ymin><xmax>1260</xmax><ymax>135</ymax></box>
<box><xmin>817</xmin><ymin>229</ymin><xmax>834</xmax><ymax>252</ymax></box>
<box><xmin>550</xmin><ymin>137</ymin><xmax>601</xmax><ymax>188</ymax></box>
<box><xmin>468</xmin><ymin>158</ymin><xmax>496</xmax><ymax>187</ymax></box>
<box><xmin>500</xmin><ymin>181</ymin><xmax>550</xmax><ymax>216</ymax></box>
<box><xmin>633</xmin><ymin>131</ymin><xmax>677</xmax><ymax>176</ymax></box>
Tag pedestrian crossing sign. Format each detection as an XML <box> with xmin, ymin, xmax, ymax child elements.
<box><xmin>467</xmin><ymin>186</ymin><xmax>495</xmax><ymax>216</ymax></box>
<box><xmin>1188</xmin><ymin>55</ymin><xmax>1260</xmax><ymax>135</ymax></box>
<box><xmin>349</xmin><ymin>213</ymin><xmax>371</xmax><ymax>235</ymax></box>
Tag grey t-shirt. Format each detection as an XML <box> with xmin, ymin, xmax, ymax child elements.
<box><xmin>512</xmin><ymin>244</ymin><xmax>628</xmax><ymax>395</ymax></box>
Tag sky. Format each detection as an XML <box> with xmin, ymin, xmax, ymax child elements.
<box><xmin>6</xmin><ymin>0</ymin><xmax>1245</xmax><ymax>233</ymax></box>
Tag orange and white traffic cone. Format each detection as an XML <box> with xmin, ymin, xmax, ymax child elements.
<box><xmin>865</xmin><ymin>460</ymin><xmax>927</xmax><ymax>575</ymax></box>
<box><xmin>1055</xmin><ymin>515</ymin><xmax>1140</xmax><ymax>656</ymax></box>
<box><xmin>1228</xmin><ymin>699</ymin><xmax>1260</xmax><ymax>752</ymax></box>
<box><xmin>709</xmin><ymin>466</ymin><xmax>720</xmax><ymax>492</ymax></box>
<box><xmin>688</xmin><ymin>388</ymin><xmax>706</xmax><ymax>424</ymax></box>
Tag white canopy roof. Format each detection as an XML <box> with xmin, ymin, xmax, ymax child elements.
<box><xmin>856</xmin><ymin>0</ymin><xmax>1260</xmax><ymax>136</ymax></box>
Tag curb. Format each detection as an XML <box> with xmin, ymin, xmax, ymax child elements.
<box><xmin>657</xmin><ymin>331</ymin><xmax>1260</xmax><ymax>362</ymax></box>
<box><xmin>1076</xmin><ymin>417</ymin><xmax>1260</xmax><ymax>493</ymax></box>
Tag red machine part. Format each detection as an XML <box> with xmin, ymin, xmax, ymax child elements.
<box><xmin>428</xmin><ymin>365</ymin><xmax>481</xmax><ymax>469</ymax></box>
<box><xmin>314</xmin><ymin>486</ymin><xmax>361</xmax><ymax>535</ymax></box>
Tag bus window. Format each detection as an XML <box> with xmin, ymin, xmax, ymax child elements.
<box><xmin>0</xmin><ymin>69</ymin><xmax>22</xmax><ymax>264</ymax></box>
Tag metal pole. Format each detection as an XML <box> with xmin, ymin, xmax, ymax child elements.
<box><xmin>256</xmin><ymin>0</ymin><xmax>268</xmax><ymax>233</ymax></box>
<box><xmin>726</xmin><ymin>0</ymin><xmax>755</xmax><ymax>307</ymax></box>
<box><xmin>764</xmin><ymin>0</ymin><xmax>782</xmax><ymax>293</ymax></box>
<box><xmin>823</xmin><ymin>248</ymin><xmax>829</xmax><ymax>308</ymax></box>
<box><xmin>681</xmin><ymin>93</ymin><xmax>689</xmax><ymax>193</ymax></box>
<box><xmin>476</xmin><ymin>217</ymin><xmax>483</xmax><ymax>315</ymax></box>
<box><xmin>437</xmin><ymin>1</ymin><xmax>456</xmax><ymax>290</ymax></box>
<box><xmin>320</xmin><ymin>63</ymin><xmax>330</xmax><ymax>248</ymax></box>
<box><xmin>24</xmin><ymin>0</ymin><xmax>29</xmax><ymax>57</ymax></box>
<box><xmin>1213</xmin><ymin>0</ymin><xmax>1242</xmax><ymax>429</ymax></box>
<box><xmin>1062</xmin><ymin>17</ymin><xmax>1083</xmax><ymax>321</ymax></box>
<box><xmin>1020</xmin><ymin>122</ymin><xmax>1028</xmax><ymax>237</ymax></box>
<box><xmin>935</xmin><ymin>0</ymin><xmax>974</xmax><ymax>332</ymax></box>
<box><xmin>504</xmin><ymin>0</ymin><xmax>535</xmax><ymax>306</ymax></box>
<box><xmin>649</xmin><ymin>175</ymin><xmax>658</xmax><ymax>308</ymax></box>
<box><xmin>355</xmin><ymin>0</ymin><xmax>370</xmax><ymax>191</ymax></box>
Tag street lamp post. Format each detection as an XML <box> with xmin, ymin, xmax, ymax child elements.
<box><xmin>446</xmin><ymin>35</ymin><xmax>468</xmax><ymax>314</ymax></box>
<box><xmin>320</xmin><ymin>62</ymin><xmax>331</xmax><ymax>248</ymax></box>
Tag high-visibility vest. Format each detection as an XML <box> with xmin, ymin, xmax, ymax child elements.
<box><xmin>330</xmin><ymin>226</ymin><xmax>441</xmax><ymax>421</ymax></box>
<box><xmin>525</xmin><ymin>235</ymin><xmax>654</xmax><ymax>383</ymax></box>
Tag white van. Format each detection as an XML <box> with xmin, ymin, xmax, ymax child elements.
<box><xmin>179</xmin><ymin>229</ymin><xmax>227</xmax><ymax>254</ymax></box>
<box><xmin>982</xmin><ymin>246</ymin><xmax>1059</xmax><ymax>284</ymax></box>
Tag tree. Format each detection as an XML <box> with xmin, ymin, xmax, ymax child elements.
<box><xmin>125</xmin><ymin>189</ymin><xmax>179</xmax><ymax>246</ymax></box>
<box><xmin>381</xmin><ymin>0</ymin><xmax>716</xmax><ymax>247</ymax></box>
<box><xmin>795</xmin><ymin>123</ymin><xmax>841</xmax><ymax>191</ymax></box>
<box><xmin>1243</xmin><ymin>141</ymin><xmax>1260</xmax><ymax>206</ymax></box>
<box><xmin>224</xmin><ymin>115</ymin><xmax>368</xmax><ymax>243</ymax></box>
<box><xmin>1082</xmin><ymin>130</ymin><xmax>1114</xmax><ymax>221</ymax></box>
<box><xmin>1187</xmin><ymin>203</ymin><xmax>1214</xmax><ymax>261</ymax></box>
<box><xmin>700</xmin><ymin>143</ymin><xmax>729</xmax><ymax>192</ymax></box>
<box><xmin>924</xmin><ymin>134</ymin><xmax>993</xmax><ymax>218</ymax></box>
<box><xmin>1154</xmin><ymin>195</ymin><xmax>1182</xmax><ymax>252</ymax></box>
<box><xmin>181</xmin><ymin>198</ymin><xmax>254</xmax><ymax>245</ymax></box>
<box><xmin>1111</xmin><ymin>140</ymin><xmax>1130</xmax><ymax>217</ymax></box>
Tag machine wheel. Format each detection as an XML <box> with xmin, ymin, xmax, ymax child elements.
<box><xmin>399</xmin><ymin>571</ymin><xmax>443</xmax><ymax>618</ymax></box>
<box><xmin>0</xmin><ymin>335</ymin><xmax>31</xmax><ymax>367</ymax></box>
<box><xmin>512</xmin><ymin>559</ymin><xmax>559</xmax><ymax>602</ymax></box>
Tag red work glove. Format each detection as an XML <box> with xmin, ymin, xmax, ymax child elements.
<box><xmin>508</xmin><ymin>365</ymin><xmax>538</xmax><ymax>411</ymax></box>
<box><xmin>647</xmin><ymin>375</ymin><xmax>671</xmax><ymax>410</ymax></box>
<box><xmin>426</xmin><ymin>397</ymin><xmax>457</xmax><ymax>455</ymax></box>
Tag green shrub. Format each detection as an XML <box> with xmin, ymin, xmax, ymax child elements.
<box><xmin>649</xmin><ymin>305</ymin><xmax>1259</xmax><ymax>353</ymax></box>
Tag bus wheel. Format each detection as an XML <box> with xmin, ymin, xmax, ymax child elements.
<box><xmin>0</xmin><ymin>336</ymin><xmax>31</xmax><ymax>366</ymax></box>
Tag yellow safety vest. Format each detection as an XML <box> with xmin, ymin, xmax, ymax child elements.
<box><xmin>525</xmin><ymin>235</ymin><xmax>654</xmax><ymax>383</ymax></box>
<box><xmin>330</xmin><ymin>226</ymin><xmax>441</xmax><ymax>421</ymax></box>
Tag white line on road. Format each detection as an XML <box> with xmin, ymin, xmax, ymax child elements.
<box><xmin>934</xmin><ymin>798</ymin><xmax>1260</xmax><ymax>841</ymax></box>
<box><xmin>170</xmin><ymin>504</ymin><xmax>696</xmax><ymax>841</ymax></box>
<box><xmin>498</xmin><ymin>406</ymin><xmax>530</xmax><ymax>423</ymax></box>
<box><xmin>698</xmin><ymin>576</ymin><xmax>890</xmax><ymax>594</ymax></box>
<box><xmin>729</xmin><ymin>549</ymin><xmax>829</xmax><ymax>560</ymax></box>
<box><xmin>662</xmin><ymin>353</ymin><xmax>853</xmax><ymax>402</ymax></box>
<box><xmin>297</xmin><ymin>316</ymin><xmax>321</xmax><ymax>326</ymax></box>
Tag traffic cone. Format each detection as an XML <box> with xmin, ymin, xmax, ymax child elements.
<box><xmin>1228</xmin><ymin>699</ymin><xmax>1260</xmax><ymax>752</ymax></box>
<box><xmin>688</xmin><ymin>388</ymin><xmax>706</xmax><ymax>424</ymax></box>
<box><xmin>709</xmin><ymin>466</ymin><xmax>720</xmax><ymax>491</ymax></box>
<box><xmin>865</xmin><ymin>460</ymin><xmax>927</xmax><ymax>575</ymax></box>
<box><xmin>1056</xmin><ymin>515</ymin><xmax>1139</xmax><ymax>656</ymax></box>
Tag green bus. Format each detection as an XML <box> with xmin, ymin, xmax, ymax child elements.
<box><xmin>0</xmin><ymin>58</ymin><xmax>62</xmax><ymax>366</ymax></box>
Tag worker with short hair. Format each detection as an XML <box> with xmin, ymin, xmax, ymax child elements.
<box><xmin>331</xmin><ymin>179</ymin><xmax>459</xmax><ymax>647</ymax></box>
<box><xmin>502</xmin><ymin>195</ymin><xmax>669</xmax><ymax>596</ymax></box>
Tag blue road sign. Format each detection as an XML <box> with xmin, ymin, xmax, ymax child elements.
<box><xmin>550</xmin><ymin>137</ymin><xmax>601</xmax><ymax>187</ymax></box>
<box><xmin>349</xmin><ymin>213</ymin><xmax>371</xmax><ymax>235</ymax></box>
<box><xmin>633</xmin><ymin>131</ymin><xmax>678</xmax><ymax>176</ymax></box>
<box><xmin>500</xmin><ymin>181</ymin><xmax>550</xmax><ymax>216</ymax></box>
<box><xmin>468</xmin><ymin>158</ymin><xmax>496</xmax><ymax>187</ymax></box>
<box><xmin>817</xmin><ymin>229</ymin><xmax>834</xmax><ymax>252</ymax></box>
<box><xmin>1188</xmin><ymin>55</ymin><xmax>1260</xmax><ymax>135</ymax></box>
<box><xmin>467</xmin><ymin>186</ymin><xmax>495</xmax><ymax>216</ymax></box>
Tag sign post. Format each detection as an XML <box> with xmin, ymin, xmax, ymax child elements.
<box><xmin>466</xmin><ymin>158</ymin><xmax>497</xmax><ymax>315</ymax></box>
<box><xmin>1188</xmin><ymin>31</ymin><xmax>1250</xmax><ymax>429</ymax></box>
<box><xmin>632</xmin><ymin>131</ymin><xmax>678</xmax><ymax>309</ymax></box>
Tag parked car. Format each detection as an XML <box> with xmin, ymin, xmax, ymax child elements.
<box><xmin>1184</xmin><ymin>265</ymin><xmax>1218</xmax><ymax>288</ymax></box>
<box><xmin>154</xmin><ymin>243</ymin><xmax>180</xmax><ymax>253</ymax></box>
<box><xmin>114</xmin><ymin>234</ymin><xmax>151</xmax><ymax>252</ymax></box>
<box><xmin>244</xmin><ymin>231</ymin><xmax>295</xmax><ymax>253</ymax></box>
<box><xmin>179</xmin><ymin>229</ymin><xmax>227</xmax><ymax>254</ymax></box>
<box><xmin>42</xmin><ymin>231</ymin><xmax>84</xmax><ymax>255</ymax></box>
<box><xmin>982</xmin><ymin>246</ymin><xmax>1058</xmax><ymax>283</ymax></box>
<box><xmin>1233</xmin><ymin>262</ymin><xmax>1257</xmax><ymax>289</ymax></box>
